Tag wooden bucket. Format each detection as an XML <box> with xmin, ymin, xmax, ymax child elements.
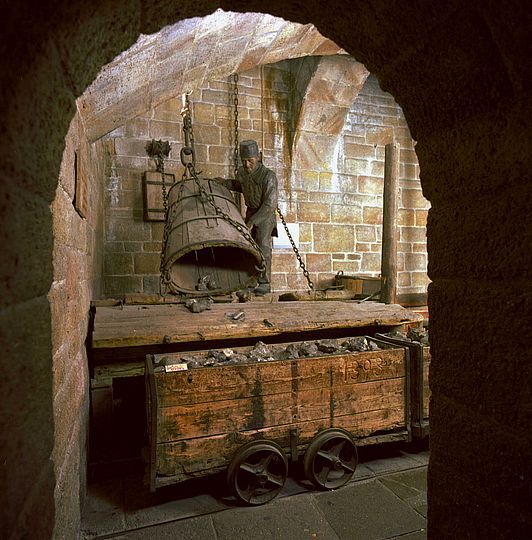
<box><xmin>161</xmin><ymin>177</ymin><xmax>263</xmax><ymax>296</ymax></box>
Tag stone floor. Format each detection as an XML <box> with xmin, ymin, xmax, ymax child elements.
<box><xmin>82</xmin><ymin>440</ymin><xmax>429</xmax><ymax>539</ymax></box>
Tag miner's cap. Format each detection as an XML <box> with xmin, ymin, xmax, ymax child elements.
<box><xmin>239</xmin><ymin>140</ymin><xmax>259</xmax><ymax>159</ymax></box>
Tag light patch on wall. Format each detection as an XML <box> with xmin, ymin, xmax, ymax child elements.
<box><xmin>273</xmin><ymin>132</ymin><xmax>284</xmax><ymax>151</ymax></box>
<box><xmin>73</xmin><ymin>149</ymin><xmax>88</xmax><ymax>219</ymax></box>
<box><xmin>329</xmin><ymin>135</ymin><xmax>345</xmax><ymax>192</ymax></box>
<box><xmin>198</xmin><ymin>8</ymin><xmax>236</xmax><ymax>33</ymax></box>
<box><xmin>108</xmin><ymin>155</ymin><xmax>120</xmax><ymax>207</ymax></box>
<box><xmin>273</xmin><ymin>222</ymin><xmax>299</xmax><ymax>249</ymax></box>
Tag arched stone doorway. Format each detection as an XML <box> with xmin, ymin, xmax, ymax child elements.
<box><xmin>1</xmin><ymin>2</ymin><xmax>529</xmax><ymax>539</ymax></box>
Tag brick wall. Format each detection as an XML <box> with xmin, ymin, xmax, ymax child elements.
<box><xmin>49</xmin><ymin>113</ymin><xmax>105</xmax><ymax>535</ymax></box>
<box><xmin>102</xmin><ymin>62</ymin><xmax>429</xmax><ymax>297</ymax></box>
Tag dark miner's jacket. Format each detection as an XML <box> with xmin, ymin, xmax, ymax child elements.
<box><xmin>224</xmin><ymin>162</ymin><xmax>278</xmax><ymax>233</ymax></box>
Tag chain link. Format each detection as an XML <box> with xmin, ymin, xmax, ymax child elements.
<box><xmin>276</xmin><ymin>206</ymin><xmax>314</xmax><ymax>290</ymax></box>
<box><xmin>231</xmin><ymin>73</ymin><xmax>239</xmax><ymax>178</ymax></box>
<box><xmin>159</xmin><ymin>162</ymin><xmax>170</xmax><ymax>295</ymax></box>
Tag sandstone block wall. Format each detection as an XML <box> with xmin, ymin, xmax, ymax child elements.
<box><xmin>49</xmin><ymin>114</ymin><xmax>105</xmax><ymax>537</ymax></box>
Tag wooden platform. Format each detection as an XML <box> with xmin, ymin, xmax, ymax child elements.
<box><xmin>92</xmin><ymin>300</ymin><xmax>423</xmax><ymax>352</ymax></box>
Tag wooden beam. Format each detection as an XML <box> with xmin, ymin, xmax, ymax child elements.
<box><xmin>381</xmin><ymin>143</ymin><xmax>399</xmax><ymax>304</ymax></box>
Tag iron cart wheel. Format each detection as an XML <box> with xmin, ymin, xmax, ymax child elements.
<box><xmin>226</xmin><ymin>440</ymin><xmax>288</xmax><ymax>505</ymax></box>
<box><xmin>303</xmin><ymin>428</ymin><xmax>358</xmax><ymax>490</ymax></box>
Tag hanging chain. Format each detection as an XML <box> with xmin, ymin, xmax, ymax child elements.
<box><xmin>231</xmin><ymin>73</ymin><xmax>239</xmax><ymax>177</ymax></box>
<box><xmin>160</xmin><ymin>94</ymin><xmax>198</xmax><ymax>294</ymax></box>
<box><xmin>276</xmin><ymin>206</ymin><xmax>314</xmax><ymax>290</ymax></box>
<box><xmin>159</xmin><ymin>162</ymin><xmax>170</xmax><ymax>294</ymax></box>
<box><xmin>144</xmin><ymin>139</ymin><xmax>172</xmax><ymax>295</ymax></box>
<box><xmin>180</xmin><ymin>92</ymin><xmax>197</xmax><ymax>177</ymax></box>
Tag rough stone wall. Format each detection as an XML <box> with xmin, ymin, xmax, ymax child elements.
<box><xmin>49</xmin><ymin>113</ymin><xmax>105</xmax><ymax>537</ymax></box>
<box><xmin>102</xmin><ymin>63</ymin><xmax>426</xmax><ymax>296</ymax></box>
<box><xmin>1</xmin><ymin>2</ymin><xmax>530</xmax><ymax>539</ymax></box>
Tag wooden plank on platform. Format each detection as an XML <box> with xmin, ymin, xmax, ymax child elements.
<box><xmin>92</xmin><ymin>301</ymin><xmax>423</xmax><ymax>349</ymax></box>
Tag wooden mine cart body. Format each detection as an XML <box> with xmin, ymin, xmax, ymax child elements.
<box><xmin>145</xmin><ymin>338</ymin><xmax>413</xmax><ymax>494</ymax></box>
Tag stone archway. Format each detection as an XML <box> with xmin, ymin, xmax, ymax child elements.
<box><xmin>1</xmin><ymin>2</ymin><xmax>529</xmax><ymax>539</ymax></box>
<box><xmin>79</xmin><ymin>10</ymin><xmax>347</xmax><ymax>142</ymax></box>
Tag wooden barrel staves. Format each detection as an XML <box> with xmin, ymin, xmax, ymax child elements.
<box><xmin>161</xmin><ymin>177</ymin><xmax>263</xmax><ymax>296</ymax></box>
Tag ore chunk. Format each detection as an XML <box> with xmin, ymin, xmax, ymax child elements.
<box><xmin>385</xmin><ymin>329</ymin><xmax>408</xmax><ymax>340</ymax></box>
<box><xmin>251</xmin><ymin>341</ymin><xmax>271</xmax><ymax>357</ymax></box>
<box><xmin>183</xmin><ymin>357</ymin><xmax>203</xmax><ymax>369</ymax></box>
<box><xmin>278</xmin><ymin>343</ymin><xmax>300</xmax><ymax>360</ymax></box>
<box><xmin>256</xmin><ymin>355</ymin><xmax>276</xmax><ymax>362</ymax></box>
<box><xmin>342</xmin><ymin>336</ymin><xmax>371</xmax><ymax>352</ymax></box>
<box><xmin>248</xmin><ymin>341</ymin><xmax>275</xmax><ymax>362</ymax></box>
<box><xmin>316</xmin><ymin>339</ymin><xmax>342</xmax><ymax>353</ymax></box>
<box><xmin>158</xmin><ymin>355</ymin><xmax>188</xmax><ymax>367</ymax></box>
<box><xmin>207</xmin><ymin>348</ymin><xmax>235</xmax><ymax>363</ymax></box>
<box><xmin>407</xmin><ymin>327</ymin><xmax>430</xmax><ymax>345</ymax></box>
<box><xmin>185</xmin><ymin>297</ymin><xmax>213</xmax><ymax>313</ymax></box>
<box><xmin>368</xmin><ymin>339</ymin><xmax>380</xmax><ymax>351</ymax></box>
<box><xmin>229</xmin><ymin>353</ymin><xmax>249</xmax><ymax>364</ymax></box>
<box><xmin>298</xmin><ymin>342</ymin><xmax>319</xmax><ymax>356</ymax></box>
<box><xmin>196</xmin><ymin>275</ymin><xmax>217</xmax><ymax>291</ymax></box>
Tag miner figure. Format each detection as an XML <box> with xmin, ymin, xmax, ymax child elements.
<box><xmin>215</xmin><ymin>140</ymin><xmax>278</xmax><ymax>296</ymax></box>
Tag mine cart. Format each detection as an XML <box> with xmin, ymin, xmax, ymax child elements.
<box><xmin>89</xmin><ymin>300</ymin><xmax>424</xmax><ymax>476</ymax></box>
<box><xmin>145</xmin><ymin>336</ymin><xmax>413</xmax><ymax>504</ymax></box>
